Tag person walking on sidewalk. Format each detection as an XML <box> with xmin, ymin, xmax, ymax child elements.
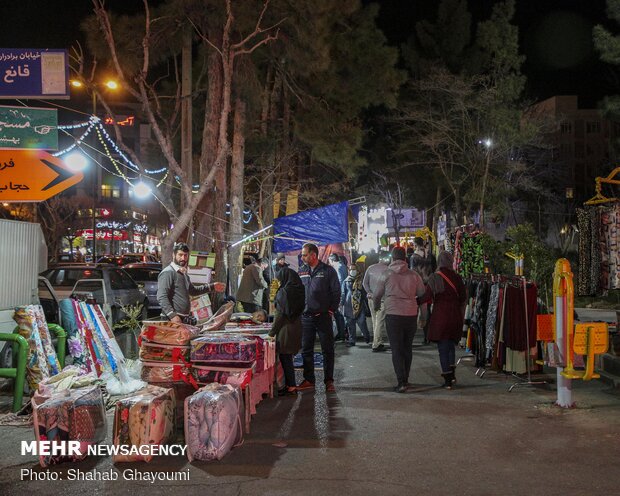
<box><xmin>341</xmin><ymin>263</ymin><xmax>371</xmax><ymax>346</ymax></box>
<box><xmin>374</xmin><ymin>246</ymin><xmax>427</xmax><ymax>393</ymax></box>
<box><xmin>418</xmin><ymin>251</ymin><xmax>467</xmax><ymax>389</ymax></box>
<box><xmin>269</xmin><ymin>266</ymin><xmax>305</xmax><ymax>396</ymax></box>
<box><xmin>363</xmin><ymin>253</ymin><xmax>389</xmax><ymax>352</ymax></box>
<box><xmin>298</xmin><ymin>243</ymin><xmax>341</xmax><ymax>392</ymax></box>
<box><xmin>236</xmin><ymin>253</ymin><xmax>268</xmax><ymax>313</ymax></box>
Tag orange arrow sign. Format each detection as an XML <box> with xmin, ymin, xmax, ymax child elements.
<box><xmin>0</xmin><ymin>150</ymin><xmax>84</xmax><ymax>201</ymax></box>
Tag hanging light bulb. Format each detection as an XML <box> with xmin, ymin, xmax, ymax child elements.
<box><xmin>133</xmin><ymin>180</ymin><xmax>152</xmax><ymax>199</ymax></box>
<box><xmin>64</xmin><ymin>152</ymin><xmax>88</xmax><ymax>172</ymax></box>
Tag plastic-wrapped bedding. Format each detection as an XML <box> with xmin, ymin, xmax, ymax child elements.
<box><xmin>192</xmin><ymin>364</ymin><xmax>253</xmax><ymax>387</ymax></box>
<box><xmin>139</xmin><ymin>341</ymin><xmax>190</xmax><ymax>362</ymax></box>
<box><xmin>184</xmin><ymin>383</ymin><xmax>243</xmax><ymax>461</ymax></box>
<box><xmin>139</xmin><ymin>321</ymin><xmax>200</xmax><ymax>346</ymax></box>
<box><xmin>140</xmin><ymin>361</ymin><xmax>195</xmax><ymax>385</ymax></box>
<box><xmin>112</xmin><ymin>385</ymin><xmax>175</xmax><ymax>463</ymax></box>
<box><xmin>190</xmin><ymin>334</ymin><xmax>259</xmax><ymax>364</ymax></box>
<box><xmin>201</xmin><ymin>301</ymin><xmax>235</xmax><ymax>332</ymax></box>
<box><xmin>32</xmin><ymin>385</ymin><xmax>106</xmax><ymax>467</ymax></box>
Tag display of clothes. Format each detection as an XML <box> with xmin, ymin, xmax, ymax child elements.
<box><xmin>577</xmin><ymin>204</ymin><xmax>619</xmax><ymax>295</ymax></box>
<box><xmin>463</xmin><ymin>275</ymin><xmax>538</xmax><ymax>373</ymax></box>
<box><xmin>451</xmin><ymin>227</ymin><xmax>485</xmax><ymax>278</ymax></box>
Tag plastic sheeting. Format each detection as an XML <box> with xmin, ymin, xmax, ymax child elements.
<box><xmin>273</xmin><ymin>201</ymin><xmax>349</xmax><ymax>253</ymax></box>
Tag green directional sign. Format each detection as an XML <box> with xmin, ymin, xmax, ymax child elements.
<box><xmin>0</xmin><ymin>105</ymin><xmax>58</xmax><ymax>150</ymax></box>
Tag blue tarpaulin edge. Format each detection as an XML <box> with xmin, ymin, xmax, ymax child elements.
<box><xmin>273</xmin><ymin>201</ymin><xmax>349</xmax><ymax>252</ymax></box>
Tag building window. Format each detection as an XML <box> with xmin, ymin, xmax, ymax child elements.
<box><xmin>586</xmin><ymin>121</ymin><xmax>601</xmax><ymax>133</ymax></box>
<box><xmin>560</xmin><ymin>122</ymin><xmax>572</xmax><ymax>134</ymax></box>
<box><xmin>574</xmin><ymin>143</ymin><xmax>584</xmax><ymax>158</ymax></box>
<box><xmin>101</xmin><ymin>184</ymin><xmax>121</xmax><ymax>198</ymax></box>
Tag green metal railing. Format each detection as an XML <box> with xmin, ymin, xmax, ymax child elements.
<box><xmin>0</xmin><ymin>325</ymin><xmax>66</xmax><ymax>412</ymax></box>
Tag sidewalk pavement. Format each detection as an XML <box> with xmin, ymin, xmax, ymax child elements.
<box><xmin>1</xmin><ymin>335</ymin><xmax>619</xmax><ymax>496</ymax></box>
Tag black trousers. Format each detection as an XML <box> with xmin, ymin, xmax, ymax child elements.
<box><xmin>279</xmin><ymin>353</ymin><xmax>296</xmax><ymax>388</ymax></box>
<box><xmin>240</xmin><ymin>302</ymin><xmax>260</xmax><ymax>313</ymax></box>
<box><xmin>301</xmin><ymin>313</ymin><xmax>335</xmax><ymax>384</ymax></box>
<box><xmin>385</xmin><ymin>314</ymin><xmax>418</xmax><ymax>385</ymax></box>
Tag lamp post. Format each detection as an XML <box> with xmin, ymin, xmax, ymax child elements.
<box><xmin>479</xmin><ymin>138</ymin><xmax>493</xmax><ymax>228</ymax></box>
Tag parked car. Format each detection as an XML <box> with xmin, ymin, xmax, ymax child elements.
<box><xmin>96</xmin><ymin>254</ymin><xmax>123</xmax><ymax>265</ymax></box>
<box><xmin>121</xmin><ymin>262</ymin><xmax>162</xmax><ymax>314</ymax></box>
<box><xmin>39</xmin><ymin>264</ymin><xmax>148</xmax><ymax>325</ymax></box>
<box><xmin>119</xmin><ymin>253</ymin><xmax>159</xmax><ymax>265</ymax></box>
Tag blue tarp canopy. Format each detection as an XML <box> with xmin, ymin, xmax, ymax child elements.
<box><xmin>273</xmin><ymin>201</ymin><xmax>349</xmax><ymax>252</ymax></box>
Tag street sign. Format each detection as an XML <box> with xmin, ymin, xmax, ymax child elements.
<box><xmin>0</xmin><ymin>105</ymin><xmax>58</xmax><ymax>150</ymax></box>
<box><xmin>0</xmin><ymin>150</ymin><xmax>83</xmax><ymax>201</ymax></box>
<box><xmin>0</xmin><ymin>49</ymin><xmax>69</xmax><ymax>99</ymax></box>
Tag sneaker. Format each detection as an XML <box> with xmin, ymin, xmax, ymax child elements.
<box><xmin>372</xmin><ymin>344</ymin><xmax>385</xmax><ymax>352</ymax></box>
<box><xmin>394</xmin><ymin>384</ymin><xmax>407</xmax><ymax>393</ymax></box>
<box><xmin>325</xmin><ymin>380</ymin><xmax>336</xmax><ymax>393</ymax></box>
<box><xmin>297</xmin><ymin>380</ymin><xmax>315</xmax><ymax>391</ymax></box>
<box><xmin>346</xmin><ymin>342</ymin><xmax>356</xmax><ymax>347</ymax></box>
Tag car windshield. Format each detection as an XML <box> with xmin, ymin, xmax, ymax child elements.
<box><xmin>54</xmin><ymin>268</ymin><xmax>104</xmax><ymax>287</ymax></box>
<box><xmin>124</xmin><ymin>268</ymin><xmax>160</xmax><ymax>282</ymax></box>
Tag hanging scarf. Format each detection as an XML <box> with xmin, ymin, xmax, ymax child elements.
<box><xmin>350</xmin><ymin>275</ymin><xmax>364</xmax><ymax>317</ymax></box>
<box><xmin>274</xmin><ymin>267</ymin><xmax>305</xmax><ymax>320</ymax></box>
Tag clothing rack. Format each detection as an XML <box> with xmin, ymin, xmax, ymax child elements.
<box><xmin>462</xmin><ymin>274</ymin><xmax>544</xmax><ymax>387</ymax></box>
<box><xmin>508</xmin><ymin>276</ymin><xmax>547</xmax><ymax>392</ymax></box>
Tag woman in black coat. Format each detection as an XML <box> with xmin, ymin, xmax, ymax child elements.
<box><xmin>269</xmin><ymin>267</ymin><xmax>305</xmax><ymax>395</ymax></box>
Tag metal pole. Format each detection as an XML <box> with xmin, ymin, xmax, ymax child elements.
<box><xmin>92</xmin><ymin>91</ymin><xmax>97</xmax><ymax>261</ymax></box>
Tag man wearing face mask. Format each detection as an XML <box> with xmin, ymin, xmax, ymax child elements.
<box><xmin>157</xmin><ymin>242</ymin><xmax>226</xmax><ymax>324</ymax></box>
<box><xmin>341</xmin><ymin>263</ymin><xmax>371</xmax><ymax>346</ymax></box>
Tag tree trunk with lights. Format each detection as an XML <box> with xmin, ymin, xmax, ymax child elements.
<box><xmin>228</xmin><ymin>98</ymin><xmax>246</xmax><ymax>294</ymax></box>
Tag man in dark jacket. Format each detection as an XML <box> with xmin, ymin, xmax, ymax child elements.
<box><xmin>297</xmin><ymin>243</ymin><xmax>341</xmax><ymax>392</ymax></box>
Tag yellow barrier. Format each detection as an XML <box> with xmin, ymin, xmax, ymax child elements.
<box><xmin>553</xmin><ymin>259</ymin><xmax>580</xmax><ymax>379</ymax></box>
<box><xmin>572</xmin><ymin>323</ymin><xmax>609</xmax><ymax>381</ymax></box>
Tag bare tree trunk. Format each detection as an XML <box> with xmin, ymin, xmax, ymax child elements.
<box><xmin>228</xmin><ymin>98</ymin><xmax>246</xmax><ymax>294</ymax></box>
<box><xmin>195</xmin><ymin>49</ymin><xmax>222</xmax><ymax>252</ymax></box>
<box><xmin>432</xmin><ymin>185</ymin><xmax>442</xmax><ymax>248</ymax></box>
<box><xmin>181</xmin><ymin>26</ymin><xmax>192</xmax><ymax>213</ymax></box>
<box><xmin>454</xmin><ymin>189</ymin><xmax>463</xmax><ymax>227</ymax></box>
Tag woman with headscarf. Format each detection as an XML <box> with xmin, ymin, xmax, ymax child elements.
<box><xmin>269</xmin><ymin>266</ymin><xmax>305</xmax><ymax>395</ymax></box>
<box><xmin>341</xmin><ymin>263</ymin><xmax>371</xmax><ymax>346</ymax></box>
<box><xmin>418</xmin><ymin>251</ymin><xmax>467</xmax><ymax>389</ymax></box>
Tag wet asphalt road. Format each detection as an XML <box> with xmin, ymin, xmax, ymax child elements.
<box><xmin>1</xmin><ymin>331</ymin><xmax>620</xmax><ymax>496</ymax></box>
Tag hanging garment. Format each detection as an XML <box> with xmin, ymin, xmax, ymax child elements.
<box><xmin>485</xmin><ymin>283</ymin><xmax>500</xmax><ymax>359</ymax></box>
<box><xmin>577</xmin><ymin>208</ymin><xmax>592</xmax><ymax>295</ymax></box>
<box><xmin>470</xmin><ymin>281</ymin><xmax>490</xmax><ymax>367</ymax></box>
<box><xmin>599</xmin><ymin>204</ymin><xmax>620</xmax><ymax>290</ymax></box>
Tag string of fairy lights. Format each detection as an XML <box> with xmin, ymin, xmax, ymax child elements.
<box><xmin>54</xmin><ymin>117</ymin><xmax>253</xmax><ymax>225</ymax></box>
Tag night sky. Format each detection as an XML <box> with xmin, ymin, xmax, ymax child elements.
<box><xmin>1</xmin><ymin>0</ymin><xmax>617</xmax><ymax>106</ymax></box>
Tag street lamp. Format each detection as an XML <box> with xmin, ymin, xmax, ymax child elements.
<box><xmin>478</xmin><ymin>138</ymin><xmax>493</xmax><ymax>228</ymax></box>
<box><xmin>70</xmin><ymin>78</ymin><xmax>119</xmax><ymax>261</ymax></box>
